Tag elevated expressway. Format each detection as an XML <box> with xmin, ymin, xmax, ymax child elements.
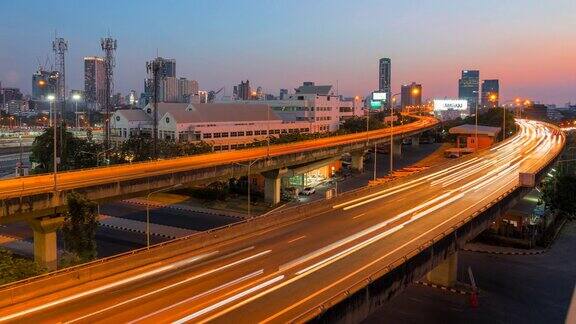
<box><xmin>0</xmin><ymin>119</ymin><xmax>564</xmax><ymax>323</ymax></box>
<box><xmin>0</xmin><ymin>115</ymin><xmax>437</xmax><ymax>224</ymax></box>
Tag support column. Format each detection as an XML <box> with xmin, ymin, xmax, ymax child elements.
<box><xmin>262</xmin><ymin>168</ymin><xmax>287</xmax><ymax>205</ymax></box>
<box><xmin>393</xmin><ymin>140</ymin><xmax>402</xmax><ymax>157</ymax></box>
<box><xmin>426</xmin><ymin>252</ymin><xmax>458</xmax><ymax>287</ymax></box>
<box><xmin>411</xmin><ymin>135</ymin><xmax>420</xmax><ymax>148</ymax></box>
<box><xmin>27</xmin><ymin>216</ymin><xmax>64</xmax><ymax>271</ymax></box>
<box><xmin>350</xmin><ymin>151</ymin><xmax>364</xmax><ymax>173</ymax></box>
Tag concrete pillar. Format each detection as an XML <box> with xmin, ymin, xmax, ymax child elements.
<box><xmin>27</xmin><ymin>216</ymin><xmax>64</xmax><ymax>271</ymax></box>
<box><xmin>411</xmin><ymin>135</ymin><xmax>420</xmax><ymax>148</ymax></box>
<box><xmin>393</xmin><ymin>140</ymin><xmax>402</xmax><ymax>157</ymax></box>
<box><xmin>350</xmin><ymin>151</ymin><xmax>364</xmax><ymax>173</ymax></box>
<box><xmin>426</xmin><ymin>252</ymin><xmax>458</xmax><ymax>287</ymax></box>
<box><xmin>262</xmin><ymin>168</ymin><xmax>287</xmax><ymax>205</ymax></box>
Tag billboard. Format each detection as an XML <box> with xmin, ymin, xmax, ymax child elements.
<box><xmin>370</xmin><ymin>100</ymin><xmax>382</xmax><ymax>109</ymax></box>
<box><xmin>433</xmin><ymin>99</ymin><xmax>468</xmax><ymax>111</ymax></box>
<box><xmin>372</xmin><ymin>92</ymin><xmax>387</xmax><ymax>101</ymax></box>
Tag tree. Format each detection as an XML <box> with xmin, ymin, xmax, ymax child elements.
<box><xmin>540</xmin><ymin>172</ymin><xmax>576</xmax><ymax>217</ymax></box>
<box><xmin>0</xmin><ymin>248</ymin><xmax>45</xmax><ymax>284</ymax></box>
<box><xmin>29</xmin><ymin>125</ymin><xmax>101</xmax><ymax>173</ymax></box>
<box><xmin>62</xmin><ymin>192</ymin><xmax>98</xmax><ymax>262</ymax></box>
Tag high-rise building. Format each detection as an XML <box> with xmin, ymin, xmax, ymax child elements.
<box><xmin>400</xmin><ymin>82</ymin><xmax>422</xmax><ymax>109</ymax></box>
<box><xmin>458</xmin><ymin>70</ymin><xmax>480</xmax><ymax>113</ymax></box>
<box><xmin>158</xmin><ymin>57</ymin><xmax>176</xmax><ymax>78</ymax></box>
<box><xmin>177</xmin><ymin>78</ymin><xmax>199</xmax><ymax>103</ymax></box>
<box><xmin>378</xmin><ymin>58</ymin><xmax>391</xmax><ymax>108</ymax></box>
<box><xmin>84</xmin><ymin>56</ymin><xmax>106</xmax><ymax>110</ymax></box>
<box><xmin>32</xmin><ymin>70</ymin><xmax>59</xmax><ymax>100</ymax></box>
<box><xmin>481</xmin><ymin>79</ymin><xmax>500</xmax><ymax>108</ymax></box>
<box><xmin>234</xmin><ymin>80</ymin><xmax>251</xmax><ymax>100</ymax></box>
<box><xmin>279</xmin><ymin>88</ymin><xmax>288</xmax><ymax>100</ymax></box>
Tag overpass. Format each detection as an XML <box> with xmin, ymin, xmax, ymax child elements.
<box><xmin>0</xmin><ymin>119</ymin><xmax>565</xmax><ymax>323</ymax></box>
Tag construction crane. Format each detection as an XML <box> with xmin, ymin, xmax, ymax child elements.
<box><xmin>207</xmin><ymin>87</ymin><xmax>224</xmax><ymax>102</ymax></box>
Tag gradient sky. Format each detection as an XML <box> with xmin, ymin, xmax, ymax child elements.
<box><xmin>1</xmin><ymin>0</ymin><xmax>575</xmax><ymax>105</ymax></box>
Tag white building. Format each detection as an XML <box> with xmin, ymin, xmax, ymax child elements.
<box><xmin>230</xmin><ymin>82</ymin><xmax>341</xmax><ymax>132</ymax></box>
<box><xmin>111</xmin><ymin>102</ymin><xmax>315</xmax><ymax>151</ymax></box>
<box><xmin>338</xmin><ymin>97</ymin><xmax>364</xmax><ymax>122</ymax></box>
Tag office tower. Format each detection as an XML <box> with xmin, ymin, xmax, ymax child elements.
<box><xmin>481</xmin><ymin>79</ymin><xmax>500</xmax><ymax>108</ymax></box>
<box><xmin>379</xmin><ymin>58</ymin><xmax>391</xmax><ymax>108</ymax></box>
<box><xmin>150</xmin><ymin>57</ymin><xmax>176</xmax><ymax>78</ymax></box>
<box><xmin>235</xmin><ymin>80</ymin><xmax>251</xmax><ymax>100</ymax></box>
<box><xmin>32</xmin><ymin>70</ymin><xmax>59</xmax><ymax>100</ymax></box>
<box><xmin>458</xmin><ymin>70</ymin><xmax>480</xmax><ymax>113</ymax></box>
<box><xmin>178</xmin><ymin>78</ymin><xmax>199</xmax><ymax>103</ymax></box>
<box><xmin>400</xmin><ymin>82</ymin><xmax>422</xmax><ymax>109</ymax></box>
<box><xmin>279</xmin><ymin>88</ymin><xmax>288</xmax><ymax>100</ymax></box>
<box><xmin>84</xmin><ymin>56</ymin><xmax>106</xmax><ymax>110</ymax></box>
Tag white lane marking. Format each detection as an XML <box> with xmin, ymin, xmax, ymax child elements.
<box><xmin>172</xmin><ymin>275</ymin><xmax>285</xmax><ymax>324</ymax></box>
<box><xmin>279</xmin><ymin>191</ymin><xmax>453</xmax><ymax>273</ymax></box>
<box><xmin>0</xmin><ymin>252</ymin><xmax>218</xmax><ymax>322</ymax></box>
<box><xmin>331</xmin><ymin>158</ymin><xmax>480</xmax><ymax>209</ymax></box>
<box><xmin>65</xmin><ymin>250</ymin><xmax>271</xmax><ymax>323</ymax></box>
<box><xmin>287</xmin><ymin>235</ymin><xmax>306</xmax><ymax>244</ymax></box>
<box><xmin>352</xmin><ymin>213</ymin><xmax>366</xmax><ymax>219</ymax></box>
<box><xmin>129</xmin><ymin>270</ymin><xmax>264</xmax><ymax>323</ymax></box>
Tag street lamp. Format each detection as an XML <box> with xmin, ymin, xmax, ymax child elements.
<box><xmin>46</xmin><ymin>94</ymin><xmax>58</xmax><ymax>192</ymax></box>
<box><xmin>72</xmin><ymin>93</ymin><xmax>82</xmax><ymax>129</ymax></box>
<box><xmin>389</xmin><ymin>93</ymin><xmax>401</xmax><ymax>175</ymax></box>
<box><xmin>236</xmin><ymin>159</ymin><xmax>261</xmax><ymax>219</ymax></box>
<box><xmin>145</xmin><ymin>184</ymin><xmax>182</xmax><ymax>248</ymax></box>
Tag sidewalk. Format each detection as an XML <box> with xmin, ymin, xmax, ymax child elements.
<box><xmin>463</xmin><ymin>242</ymin><xmax>546</xmax><ymax>255</ymax></box>
<box><xmin>98</xmin><ymin>215</ymin><xmax>197</xmax><ymax>239</ymax></box>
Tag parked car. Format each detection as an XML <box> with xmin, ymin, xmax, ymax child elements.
<box><xmin>300</xmin><ymin>187</ymin><xmax>316</xmax><ymax>195</ymax></box>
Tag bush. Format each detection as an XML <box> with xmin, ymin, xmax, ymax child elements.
<box><xmin>0</xmin><ymin>248</ymin><xmax>45</xmax><ymax>284</ymax></box>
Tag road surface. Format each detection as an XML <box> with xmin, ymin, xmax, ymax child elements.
<box><xmin>0</xmin><ymin>120</ymin><xmax>564</xmax><ymax>323</ymax></box>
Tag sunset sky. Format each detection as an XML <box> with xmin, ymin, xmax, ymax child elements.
<box><xmin>1</xmin><ymin>0</ymin><xmax>574</xmax><ymax>105</ymax></box>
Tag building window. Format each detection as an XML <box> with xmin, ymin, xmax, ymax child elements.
<box><xmin>203</xmin><ymin>133</ymin><xmax>212</xmax><ymax>139</ymax></box>
<box><xmin>221</xmin><ymin>132</ymin><xmax>229</xmax><ymax>138</ymax></box>
<box><xmin>238</xmin><ymin>131</ymin><xmax>245</xmax><ymax>136</ymax></box>
<box><xmin>274</xmin><ymin>129</ymin><xmax>280</xmax><ymax>134</ymax></box>
<box><xmin>246</xmin><ymin>131</ymin><xmax>253</xmax><ymax>136</ymax></box>
<box><xmin>214</xmin><ymin>133</ymin><xmax>221</xmax><ymax>138</ymax></box>
<box><xmin>254</xmin><ymin>130</ymin><xmax>260</xmax><ymax>135</ymax></box>
<box><xmin>230</xmin><ymin>132</ymin><xmax>238</xmax><ymax>137</ymax></box>
<box><xmin>165</xmin><ymin>117</ymin><xmax>170</xmax><ymax>123</ymax></box>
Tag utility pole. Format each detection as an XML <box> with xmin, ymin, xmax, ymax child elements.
<box><xmin>101</xmin><ymin>36</ymin><xmax>117</xmax><ymax>152</ymax></box>
<box><xmin>53</xmin><ymin>36</ymin><xmax>67</xmax><ymax>160</ymax></box>
<box><xmin>146</xmin><ymin>58</ymin><xmax>165</xmax><ymax>159</ymax></box>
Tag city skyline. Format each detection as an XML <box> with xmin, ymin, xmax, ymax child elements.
<box><xmin>1</xmin><ymin>0</ymin><xmax>575</xmax><ymax>105</ymax></box>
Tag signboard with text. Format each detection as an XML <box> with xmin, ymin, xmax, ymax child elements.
<box><xmin>433</xmin><ymin>99</ymin><xmax>468</xmax><ymax>111</ymax></box>
<box><xmin>372</xmin><ymin>92</ymin><xmax>387</xmax><ymax>101</ymax></box>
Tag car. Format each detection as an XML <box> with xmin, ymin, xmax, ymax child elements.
<box><xmin>300</xmin><ymin>187</ymin><xmax>316</xmax><ymax>195</ymax></box>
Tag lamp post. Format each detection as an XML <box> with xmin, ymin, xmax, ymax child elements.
<box><xmin>72</xmin><ymin>93</ymin><xmax>81</xmax><ymax>129</ymax></box>
<box><xmin>146</xmin><ymin>184</ymin><xmax>182</xmax><ymax>248</ymax></box>
<box><xmin>236</xmin><ymin>159</ymin><xmax>261</xmax><ymax>218</ymax></box>
<box><xmin>47</xmin><ymin>94</ymin><xmax>57</xmax><ymax>191</ymax></box>
<box><xmin>389</xmin><ymin>93</ymin><xmax>401</xmax><ymax>174</ymax></box>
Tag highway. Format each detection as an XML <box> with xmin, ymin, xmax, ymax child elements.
<box><xmin>0</xmin><ymin>120</ymin><xmax>564</xmax><ymax>323</ymax></box>
<box><xmin>0</xmin><ymin>116</ymin><xmax>437</xmax><ymax>200</ymax></box>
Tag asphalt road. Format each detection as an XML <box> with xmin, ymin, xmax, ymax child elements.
<box><xmin>0</xmin><ymin>120</ymin><xmax>564</xmax><ymax>323</ymax></box>
<box><xmin>99</xmin><ymin>201</ymin><xmax>238</xmax><ymax>231</ymax></box>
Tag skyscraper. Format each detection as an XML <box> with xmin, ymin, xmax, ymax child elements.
<box><xmin>378</xmin><ymin>58</ymin><xmax>391</xmax><ymax>108</ymax></box>
<box><xmin>177</xmin><ymin>78</ymin><xmax>199</xmax><ymax>103</ymax></box>
<box><xmin>458</xmin><ymin>70</ymin><xmax>480</xmax><ymax>113</ymax></box>
<box><xmin>153</xmin><ymin>57</ymin><xmax>176</xmax><ymax>78</ymax></box>
<box><xmin>481</xmin><ymin>79</ymin><xmax>500</xmax><ymax>108</ymax></box>
<box><xmin>234</xmin><ymin>80</ymin><xmax>251</xmax><ymax>100</ymax></box>
<box><xmin>400</xmin><ymin>82</ymin><xmax>422</xmax><ymax>109</ymax></box>
<box><xmin>84</xmin><ymin>56</ymin><xmax>106</xmax><ymax>110</ymax></box>
<box><xmin>279</xmin><ymin>88</ymin><xmax>288</xmax><ymax>100</ymax></box>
